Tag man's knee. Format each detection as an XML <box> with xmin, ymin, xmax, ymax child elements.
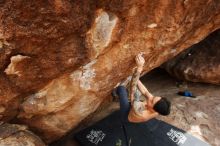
<box><xmin>116</xmin><ymin>86</ymin><xmax>127</xmax><ymax>95</ymax></box>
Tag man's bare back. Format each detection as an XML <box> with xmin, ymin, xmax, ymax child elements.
<box><xmin>128</xmin><ymin>107</ymin><xmax>158</xmax><ymax>123</ymax></box>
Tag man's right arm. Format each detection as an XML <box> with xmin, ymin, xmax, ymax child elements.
<box><xmin>129</xmin><ymin>53</ymin><xmax>145</xmax><ymax>104</ymax></box>
<box><xmin>137</xmin><ymin>80</ymin><xmax>154</xmax><ymax>101</ymax></box>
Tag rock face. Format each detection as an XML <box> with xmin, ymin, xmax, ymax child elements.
<box><xmin>0</xmin><ymin>0</ymin><xmax>220</xmax><ymax>143</ymax></box>
<box><xmin>0</xmin><ymin>122</ymin><xmax>45</xmax><ymax>146</ymax></box>
<box><xmin>163</xmin><ymin>30</ymin><xmax>220</xmax><ymax>84</ymax></box>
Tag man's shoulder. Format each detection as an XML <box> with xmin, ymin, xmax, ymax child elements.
<box><xmin>128</xmin><ymin>108</ymin><xmax>153</xmax><ymax>122</ymax></box>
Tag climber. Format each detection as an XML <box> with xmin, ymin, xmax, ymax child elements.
<box><xmin>115</xmin><ymin>53</ymin><xmax>171</xmax><ymax>123</ymax></box>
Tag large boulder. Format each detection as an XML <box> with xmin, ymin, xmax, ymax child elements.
<box><xmin>163</xmin><ymin>30</ymin><xmax>220</xmax><ymax>84</ymax></box>
<box><xmin>0</xmin><ymin>0</ymin><xmax>220</xmax><ymax>143</ymax></box>
<box><xmin>0</xmin><ymin>122</ymin><xmax>45</xmax><ymax>146</ymax></box>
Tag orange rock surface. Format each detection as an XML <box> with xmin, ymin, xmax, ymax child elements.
<box><xmin>0</xmin><ymin>0</ymin><xmax>220</xmax><ymax>143</ymax></box>
<box><xmin>0</xmin><ymin>122</ymin><xmax>45</xmax><ymax>146</ymax></box>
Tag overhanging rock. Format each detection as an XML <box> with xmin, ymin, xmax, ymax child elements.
<box><xmin>0</xmin><ymin>0</ymin><xmax>220</xmax><ymax>143</ymax></box>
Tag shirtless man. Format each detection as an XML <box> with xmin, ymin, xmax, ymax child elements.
<box><xmin>116</xmin><ymin>53</ymin><xmax>171</xmax><ymax>123</ymax></box>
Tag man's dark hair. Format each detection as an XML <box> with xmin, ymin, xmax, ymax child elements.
<box><xmin>153</xmin><ymin>97</ymin><xmax>171</xmax><ymax>116</ymax></box>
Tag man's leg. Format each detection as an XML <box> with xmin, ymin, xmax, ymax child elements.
<box><xmin>116</xmin><ymin>86</ymin><xmax>130</xmax><ymax>122</ymax></box>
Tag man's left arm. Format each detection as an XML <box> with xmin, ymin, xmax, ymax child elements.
<box><xmin>137</xmin><ymin>80</ymin><xmax>154</xmax><ymax>101</ymax></box>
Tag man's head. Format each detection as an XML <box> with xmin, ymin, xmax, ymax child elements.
<box><xmin>152</xmin><ymin>97</ymin><xmax>171</xmax><ymax>116</ymax></box>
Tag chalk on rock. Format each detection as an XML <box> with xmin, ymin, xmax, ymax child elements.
<box><xmin>86</xmin><ymin>9</ymin><xmax>118</xmax><ymax>59</ymax></box>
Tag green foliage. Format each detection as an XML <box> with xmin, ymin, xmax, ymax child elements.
<box><xmin>116</xmin><ymin>139</ymin><xmax>122</xmax><ymax>146</ymax></box>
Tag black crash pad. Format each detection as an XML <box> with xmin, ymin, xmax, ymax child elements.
<box><xmin>75</xmin><ymin>111</ymin><xmax>210</xmax><ymax>146</ymax></box>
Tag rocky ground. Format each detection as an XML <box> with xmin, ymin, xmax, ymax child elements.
<box><xmin>146</xmin><ymin>69</ymin><xmax>220</xmax><ymax>146</ymax></box>
<box><xmin>54</xmin><ymin>68</ymin><xmax>220</xmax><ymax>146</ymax></box>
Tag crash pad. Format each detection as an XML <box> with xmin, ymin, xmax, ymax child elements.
<box><xmin>75</xmin><ymin>111</ymin><xmax>210</xmax><ymax>146</ymax></box>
